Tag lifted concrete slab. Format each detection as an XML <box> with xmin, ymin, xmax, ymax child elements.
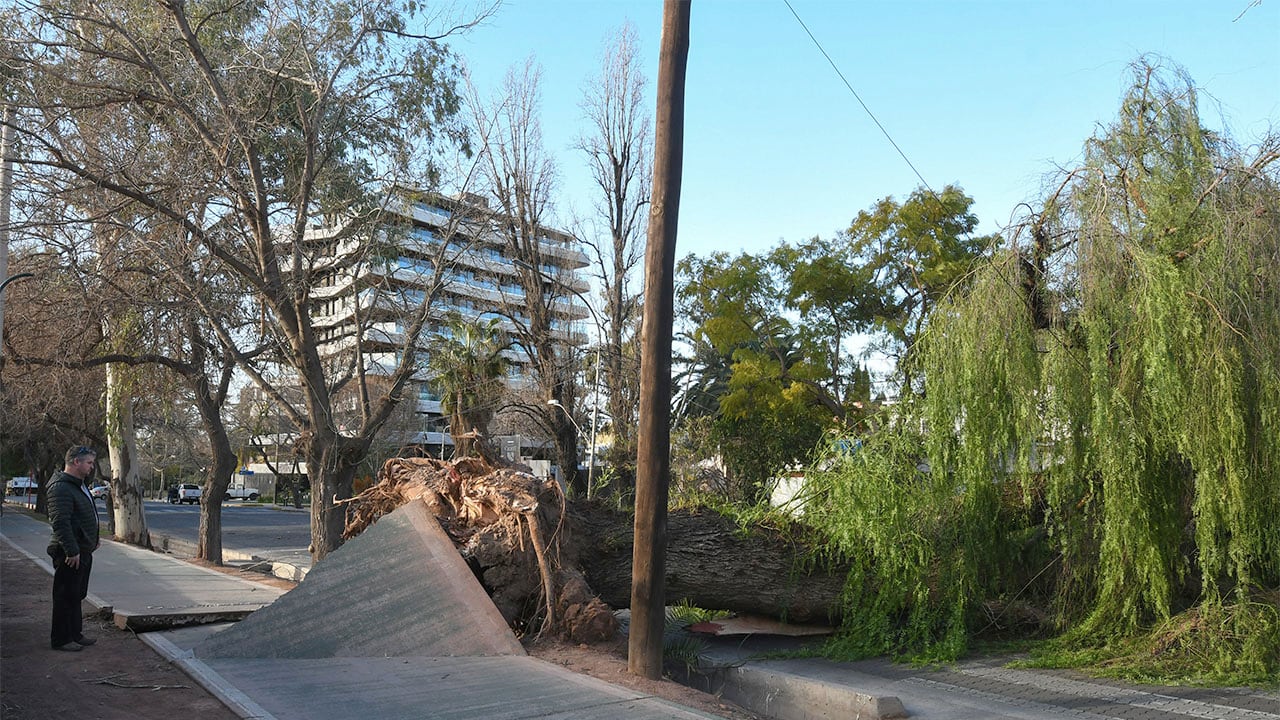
<box><xmin>196</xmin><ymin>499</ymin><xmax>524</xmax><ymax>659</ymax></box>
<box><xmin>189</xmin><ymin>655</ymin><xmax>727</xmax><ymax>720</ymax></box>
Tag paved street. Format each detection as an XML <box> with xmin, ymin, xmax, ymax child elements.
<box><xmin>103</xmin><ymin>498</ymin><xmax>313</xmax><ymax>574</ymax></box>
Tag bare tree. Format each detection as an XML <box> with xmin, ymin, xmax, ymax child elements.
<box><xmin>1</xmin><ymin>194</ymin><xmax>254</xmax><ymax>558</ymax></box>
<box><xmin>0</xmin><ymin>244</ymin><xmax>109</xmax><ymax>515</ymax></box>
<box><xmin>469</xmin><ymin>60</ymin><xmax>585</xmax><ymax>492</ymax></box>
<box><xmin>2</xmin><ymin>0</ymin><xmax>487</xmax><ymax>560</ymax></box>
<box><xmin>575</xmin><ymin>23</ymin><xmax>651</xmax><ymax>488</ymax></box>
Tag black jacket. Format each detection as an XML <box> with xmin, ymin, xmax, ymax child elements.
<box><xmin>46</xmin><ymin>471</ymin><xmax>99</xmax><ymax>556</ymax></box>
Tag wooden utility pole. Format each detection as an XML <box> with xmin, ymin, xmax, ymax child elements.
<box><xmin>629</xmin><ymin>0</ymin><xmax>690</xmax><ymax>680</ymax></box>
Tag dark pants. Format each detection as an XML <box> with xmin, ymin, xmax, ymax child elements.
<box><xmin>48</xmin><ymin>547</ymin><xmax>92</xmax><ymax>648</ymax></box>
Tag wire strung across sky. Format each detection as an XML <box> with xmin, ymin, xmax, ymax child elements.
<box><xmin>782</xmin><ymin>0</ymin><xmax>937</xmax><ymax>199</ymax></box>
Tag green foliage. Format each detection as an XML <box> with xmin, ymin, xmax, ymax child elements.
<box><xmin>1021</xmin><ymin>599</ymin><xmax>1280</xmax><ymax>687</ymax></box>
<box><xmin>426</xmin><ymin>314</ymin><xmax>510</xmax><ymax>457</ymax></box>
<box><xmin>661</xmin><ymin>601</ymin><xmax>728</xmax><ymax>674</ymax></box>
<box><xmin>671</xmin><ymin>184</ymin><xmax>991</xmax><ymax>500</ymax></box>
<box><xmin>673</xmin><ymin>252</ymin><xmax>837</xmax><ymax>497</ymax></box>
<box><xmin>803</xmin><ymin>59</ymin><xmax>1280</xmax><ymax>681</ymax></box>
<box><xmin>842</xmin><ymin>184</ymin><xmax>997</xmax><ymax>393</ymax></box>
<box><xmin>801</xmin><ymin>409</ymin><xmax>985</xmax><ymax>662</ymax></box>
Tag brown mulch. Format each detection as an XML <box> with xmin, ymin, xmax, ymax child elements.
<box><xmin>525</xmin><ymin>637</ymin><xmax>765</xmax><ymax>720</ymax></box>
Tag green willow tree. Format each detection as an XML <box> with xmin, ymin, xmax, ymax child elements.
<box><xmin>805</xmin><ymin>60</ymin><xmax>1279</xmax><ymax>682</ymax></box>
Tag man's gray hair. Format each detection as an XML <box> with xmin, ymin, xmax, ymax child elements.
<box><xmin>64</xmin><ymin>445</ymin><xmax>97</xmax><ymax>466</ymax></box>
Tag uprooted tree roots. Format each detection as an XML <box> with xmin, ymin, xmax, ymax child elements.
<box><xmin>342</xmin><ymin>456</ymin><xmax>618</xmax><ymax>643</ymax></box>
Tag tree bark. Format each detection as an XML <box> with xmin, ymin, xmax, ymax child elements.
<box><xmin>570</xmin><ymin>501</ymin><xmax>848</xmax><ymax>624</ymax></box>
<box><xmin>105</xmin><ymin>364</ymin><xmax>150</xmax><ymax>548</ymax></box>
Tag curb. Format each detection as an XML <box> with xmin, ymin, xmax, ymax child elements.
<box><xmin>141</xmin><ymin>633</ymin><xmax>279</xmax><ymax>720</ymax></box>
<box><xmin>680</xmin><ymin>662</ymin><xmax>908</xmax><ymax>720</ymax></box>
<box><xmin>149</xmin><ymin>531</ymin><xmax>308</xmax><ymax>583</ymax></box>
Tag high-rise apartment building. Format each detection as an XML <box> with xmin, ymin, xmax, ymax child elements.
<box><xmin>309</xmin><ymin>191</ymin><xmax>592</xmax><ymax>460</ymax></box>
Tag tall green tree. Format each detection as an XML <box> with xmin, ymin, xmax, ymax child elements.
<box><xmin>842</xmin><ymin>184</ymin><xmax>995</xmax><ymax>394</ymax></box>
<box><xmin>770</xmin><ymin>236</ymin><xmax>880</xmax><ymax>410</ymax></box>
<box><xmin>2</xmin><ymin>0</ymin><xmax>483</xmax><ymax>560</ymax></box>
<box><xmin>674</xmin><ymin>252</ymin><xmax>834</xmax><ymax>499</ymax></box>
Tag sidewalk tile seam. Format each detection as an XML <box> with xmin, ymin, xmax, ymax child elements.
<box><xmin>904</xmin><ymin>676</ymin><xmax>1117</xmax><ymax>720</ymax></box>
<box><xmin>957</xmin><ymin>667</ymin><xmax>1280</xmax><ymax>720</ymax></box>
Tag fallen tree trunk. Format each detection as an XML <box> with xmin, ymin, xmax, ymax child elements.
<box><xmin>566</xmin><ymin>501</ymin><xmax>850</xmax><ymax>625</ymax></box>
<box><xmin>344</xmin><ymin>457</ymin><xmax>852</xmax><ymax>642</ymax></box>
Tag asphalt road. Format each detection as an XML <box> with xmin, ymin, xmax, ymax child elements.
<box><xmin>101</xmin><ymin>498</ymin><xmax>313</xmax><ymax>572</ymax></box>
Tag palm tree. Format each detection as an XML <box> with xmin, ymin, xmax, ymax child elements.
<box><xmin>426</xmin><ymin>314</ymin><xmax>511</xmax><ymax>459</ymax></box>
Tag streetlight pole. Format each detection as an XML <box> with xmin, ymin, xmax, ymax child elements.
<box><xmin>513</xmin><ymin>259</ymin><xmax>604</xmax><ymax>497</ymax></box>
<box><xmin>0</xmin><ymin>103</ymin><xmax>29</xmax><ymax>349</ymax></box>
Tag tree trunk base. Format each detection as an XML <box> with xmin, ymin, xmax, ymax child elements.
<box><xmin>344</xmin><ymin>457</ymin><xmax>850</xmax><ymax>641</ymax></box>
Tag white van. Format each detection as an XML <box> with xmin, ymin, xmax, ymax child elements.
<box><xmin>6</xmin><ymin>477</ymin><xmax>37</xmax><ymax>495</ymax></box>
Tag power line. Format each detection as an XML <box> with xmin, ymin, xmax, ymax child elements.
<box><xmin>782</xmin><ymin>0</ymin><xmax>936</xmax><ymax>197</ymax></box>
<box><xmin>782</xmin><ymin>3</ymin><xmax>1073</xmax><ymax>369</ymax></box>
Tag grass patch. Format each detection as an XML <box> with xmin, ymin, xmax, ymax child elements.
<box><xmin>1013</xmin><ymin>599</ymin><xmax>1280</xmax><ymax>688</ymax></box>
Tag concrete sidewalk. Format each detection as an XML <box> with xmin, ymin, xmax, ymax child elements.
<box><xmin>0</xmin><ymin>510</ymin><xmax>282</xmax><ymax>630</ymax></box>
<box><xmin>684</xmin><ymin>633</ymin><xmax>1280</xmax><ymax>720</ymax></box>
<box><xmin>0</xmin><ymin>507</ymin><xmax>738</xmax><ymax>720</ymax></box>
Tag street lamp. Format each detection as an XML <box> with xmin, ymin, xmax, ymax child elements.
<box><xmin>547</xmin><ymin>399</ymin><xmax>582</xmax><ymax>434</ymax></box>
<box><xmin>514</xmin><ymin>258</ymin><xmax>604</xmax><ymax>497</ymax></box>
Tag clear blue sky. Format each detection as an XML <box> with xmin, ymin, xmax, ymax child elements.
<box><xmin>451</xmin><ymin>0</ymin><xmax>1280</xmax><ymax>260</ymax></box>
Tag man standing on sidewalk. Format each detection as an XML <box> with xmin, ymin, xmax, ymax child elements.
<box><xmin>46</xmin><ymin>445</ymin><xmax>100</xmax><ymax>652</ymax></box>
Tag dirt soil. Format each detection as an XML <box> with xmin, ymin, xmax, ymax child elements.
<box><xmin>526</xmin><ymin>638</ymin><xmax>763</xmax><ymax>720</ymax></box>
<box><xmin>2</xmin><ymin>538</ymin><xmax>760</xmax><ymax>720</ymax></box>
<box><xmin>0</xmin><ymin>541</ymin><xmax>240</xmax><ymax>720</ymax></box>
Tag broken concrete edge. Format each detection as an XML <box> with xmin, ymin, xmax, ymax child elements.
<box><xmin>115</xmin><ymin>609</ymin><xmax>259</xmax><ymax>632</ymax></box>
<box><xmin>678</xmin><ymin>662</ymin><xmax>908</xmax><ymax>720</ymax></box>
<box><xmin>141</xmin><ymin>633</ymin><xmax>278</xmax><ymax>720</ymax></box>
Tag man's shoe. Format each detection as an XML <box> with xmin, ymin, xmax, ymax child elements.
<box><xmin>74</xmin><ymin>636</ymin><xmax>96</xmax><ymax>647</ymax></box>
<box><xmin>52</xmin><ymin>643</ymin><xmax>83</xmax><ymax>652</ymax></box>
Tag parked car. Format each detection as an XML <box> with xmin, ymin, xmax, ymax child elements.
<box><xmin>175</xmin><ymin>483</ymin><xmax>201</xmax><ymax>505</ymax></box>
<box><xmin>90</xmin><ymin>484</ymin><xmax>110</xmax><ymax>499</ymax></box>
<box><xmin>6</xmin><ymin>477</ymin><xmax>37</xmax><ymax>495</ymax></box>
<box><xmin>225</xmin><ymin>485</ymin><xmax>260</xmax><ymax>501</ymax></box>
